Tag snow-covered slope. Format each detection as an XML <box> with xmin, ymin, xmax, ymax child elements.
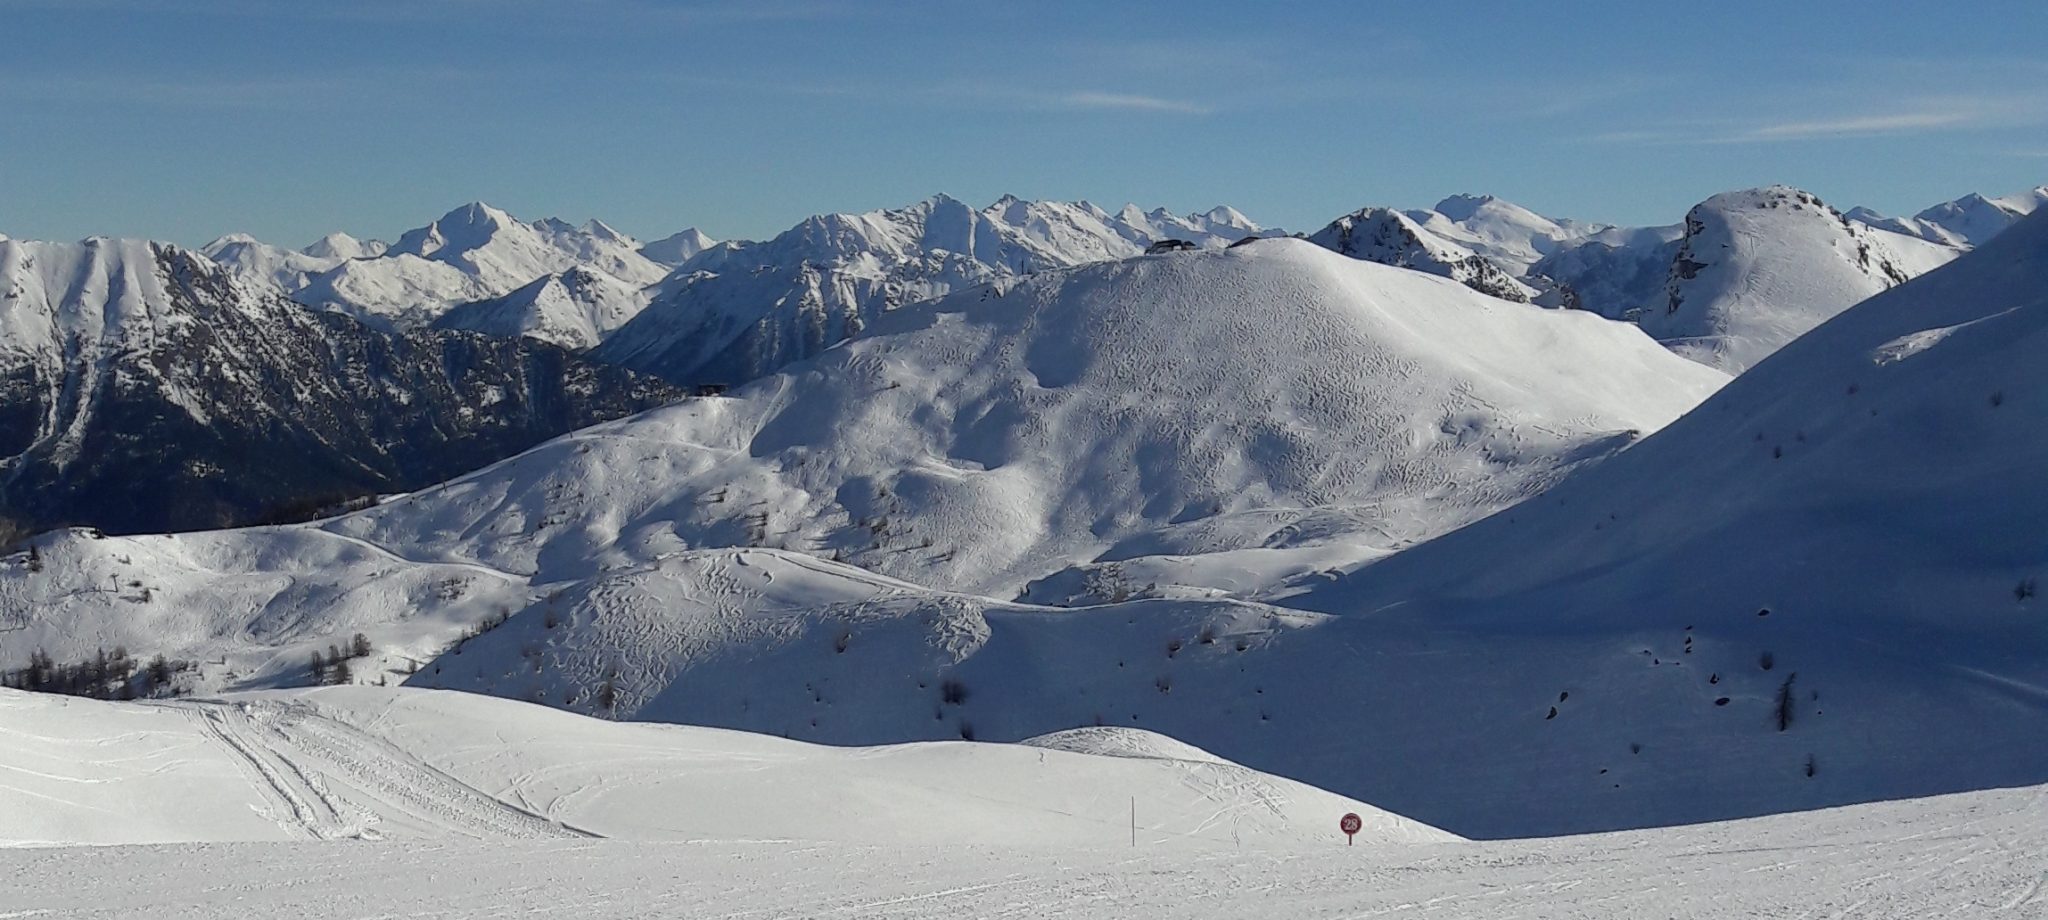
<box><xmin>1528</xmin><ymin>227</ymin><xmax>1684</xmax><ymax>319</ymax></box>
<box><xmin>0</xmin><ymin>242</ymin><xmax>1723</xmax><ymax>839</ymax></box>
<box><xmin>293</xmin><ymin>203</ymin><xmax>669</xmax><ymax>329</ymax></box>
<box><xmin>0</xmin><ymin>237</ymin><xmax>683</xmax><ymax>534</ymax></box>
<box><xmin>1278</xmin><ymin>205</ymin><xmax>2048</xmax><ymax>829</ymax></box>
<box><xmin>432</xmin><ymin>266</ymin><xmax>650</xmax><ymax>350</ymax></box>
<box><xmin>11</xmin><ymin>781</ymin><xmax>2041</xmax><ymax>917</ymax></box>
<box><xmin>593</xmin><ymin>194</ymin><xmax>1266</xmax><ymax>385</ymax></box>
<box><xmin>1641</xmin><ymin>186</ymin><xmax>1961</xmax><ymax>373</ymax></box>
<box><xmin>411</xmin><ymin>219</ymin><xmax>2048</xmax><ymax>837</ymax></box>
<box><xmin>10</xmin><ymin>218</ymin><xmax>2038</xmax><ymax>839</ymax></box>
<box><xmin>371</xmin><ymin>239</ymin><xmax>1724</xmax><ymax>599</ymax></box>
<box><xmin>0</xmin><ymin>685</ymin><xmax>1444</xmax><ymax>848</ymax></box>
<box><xmin>1305</xmin><ymin>206</ymin><xmax>1536</xmax><ymax>302</ymax></box>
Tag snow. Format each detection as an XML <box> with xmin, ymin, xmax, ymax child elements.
<box><xmin>4</xmin><ymin>770</ymin><xmax>2042</xmax><ymax>916</ymax></box>
<box><xmin>1277</xmin><ymin>204</ymin><xmax>2048</xmax><ymax>830</ymax></box>
<box><xmin>6</xmin><ymin>190</ymin><xmax>2045</xmax><ymax>917</ymax></box>
<box><xmin>0</xmin><ymin>685</ymin><xmax>1442</xmax><ymax>848</ymax></box>
<box><xmin>7</xmin><ymin>686</ymin><xmax>2041</xmax><ymax>916</ymax></box>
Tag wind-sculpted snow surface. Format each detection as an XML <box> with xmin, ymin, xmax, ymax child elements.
<box><xmin>0</xmin><ymin>686</ymin><xmax>1438</xmax><ymax>848</ymax></box>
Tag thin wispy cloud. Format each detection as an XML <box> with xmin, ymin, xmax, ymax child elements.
<box><xmin>1057</xmin><ymin>92</ymin><xmax>1211</xmax><ymax>115</ymax></box>
<box><xmin>659</xmin><ymin>73</ymin><xmax>1213</xmax><ymax>116</ymax></box>
<box><xmin>1742</xmin><ymin>111</ymin><xmax>1978</xmax><ymax>141</ymax></box>
<box><xmin>1582</xmin><ymin>93</ymin><xmax>2048</xmax><ymax>146</ymax></box>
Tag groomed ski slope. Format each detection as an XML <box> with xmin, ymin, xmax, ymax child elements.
<box><xmin>5</xmin><ymin>782</ymin><xmax>2043</xmax><ymax>917</ymax></box>
<box><xmin>0</xmin><ymin>686</ymin><xmax>1442</xmax><ymax>849</ymax></box>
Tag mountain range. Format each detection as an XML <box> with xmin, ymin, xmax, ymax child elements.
<box><xmin>0</xmin><ymin>237</ymin><xmax>684</xmax><ymax>534</ymax></box>
<box><xmin>2</xmin><ymin>180</ymin><xmax>2042</xmax><ymax>844</ymax></box>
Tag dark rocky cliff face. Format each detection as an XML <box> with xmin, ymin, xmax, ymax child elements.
<box><xmin>0</xmin><ymin>241</ymin><xmax>685</xmax><ymax>535</ymax></box>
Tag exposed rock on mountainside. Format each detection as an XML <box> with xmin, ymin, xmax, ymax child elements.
<box><xmin>1306</xmin><ymin>206</ymin><xmax>1535</xmax><ymax>302</ymax></box>
<box><xmin>0</xmin><ymin>238</ymin><xmax>685</xmax><ymax>534</ymax></box>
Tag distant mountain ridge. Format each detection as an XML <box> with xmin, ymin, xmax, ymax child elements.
<box><xmin>592</xmin><ymin>193</ymin><xmax>1272</xmax><ymax>385</ymax></box>
<box><xmin>0</xmin><ymin>237</ymin><xmax>685</xmax><ymax>534</ymax></box>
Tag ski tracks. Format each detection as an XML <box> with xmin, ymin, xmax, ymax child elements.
<box><xmin>182</xmin><ymin>701</ymin><xmax>591</xmax><ymax>841</ymax></box>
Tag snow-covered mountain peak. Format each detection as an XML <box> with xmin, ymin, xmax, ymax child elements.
<box><xmin>1431</xmin><ymin>193</ymin><xmax>1502</xmax><ymax>222</ymax></box>
<box><xmin>1641</xmin><ymin>185</ymin><xmax>1960</xmax><ymax>373</ymax></box>
<box><xmin>1909</xmin><ymin>186</ymin><xmax>2048</xmax><ymax>245</ymax></box>
<box><xmin>1199</xmin><ymin>205</ymin><xmax>1257</xmax><ymax>230</ymax></box>
<box><xmin>433</xmin><ymin>263</ymin><xmax>651</xmax><ymax>350</ymax></box>
<box><xmin>391</xmin><ymin>201</ymin><xmax>522</xmax><ymax>258</ymax></box>
<box><xmin>640</xmin><ymin>228</ymin><xmax>718</xmax><ymax>266</ymax></box>
<box><xmin>581</xmin><ymin>219</ymin><xmax>634</xmax><ymax>245</ymax></box>
<box><xmin>301</xmin><ymin>231</ymin><xmax>387</xmax><ymax>261</ymax></box>
<box><xmin>293</xmin><ymin>202</ymin><xmax>668</xmax><ymax>329</ymax></box>
<box><xmin>1307</xmin><ymin>206</ymin><xmax>1535</xmax><ymax>302</ymax></box>
<box><xmin>203</xmin><ymin>232</ymin><xmax>261</xmax><ymax>249</ymax></box>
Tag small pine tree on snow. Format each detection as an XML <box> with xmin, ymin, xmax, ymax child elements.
<box><xmin>1774</xmin><ymin>673</ymin><xmax>1798</xmax><ymax>732</ymax></box>
<box><xmin>350</xmin><ymin>632</ymin><xmax>372</xmax><ymax>659</ymax></box>
<box><xmin>309</xmin><ymin>651</ymin><xmax>328</xmax><ymax>685</ymax></box>
<box><xmin>330</xmin><ymin>659</ymin><xmax>352</xmax><ymax>685</ymax></box>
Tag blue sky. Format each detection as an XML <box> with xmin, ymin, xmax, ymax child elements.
<box><xmin>2</xmin><ymin>0</ymin><xmax>2044</xmax><ymax>246</ymax></box>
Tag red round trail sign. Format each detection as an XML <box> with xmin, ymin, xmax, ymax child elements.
<box><xmin>1340</xmin><ymin>812</ymin><xmax>1362</xmax><ymax>842</ymax></box>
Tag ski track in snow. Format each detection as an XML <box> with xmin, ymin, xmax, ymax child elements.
<box><xmin>181</xmin><ymin>700</ymin><xmax>587</xmax><ymax>842</ymax></box>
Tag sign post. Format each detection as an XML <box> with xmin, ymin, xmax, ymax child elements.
<box><xmin>1340</xmin><ymin>812</ymin><xmax>1362</xmax><ymax>846</ymax></box>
